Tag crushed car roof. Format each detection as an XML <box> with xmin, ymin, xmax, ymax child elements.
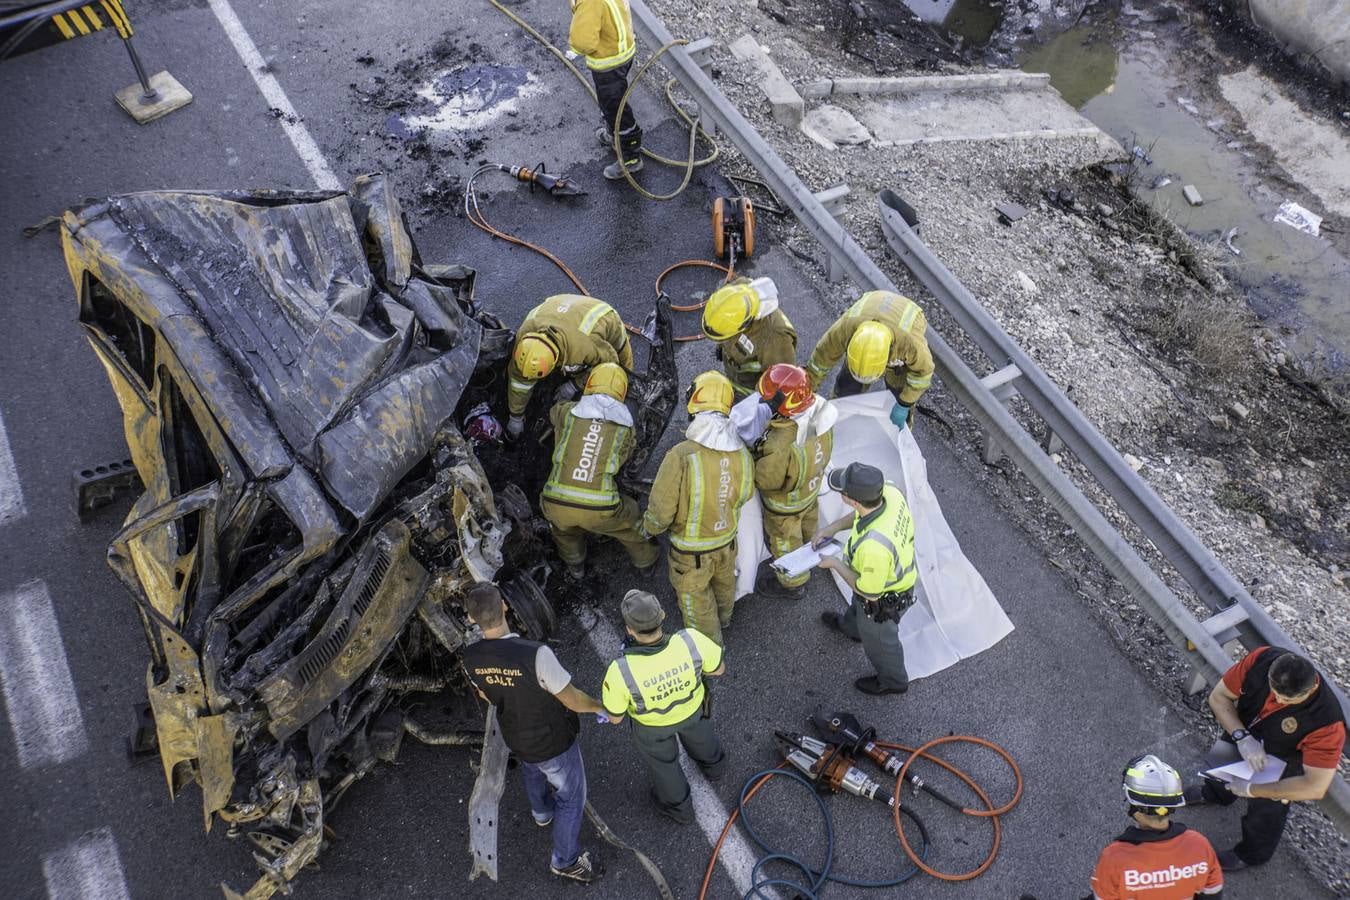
<box><xmin>62</xmin><ymin>175</ymin><xmax>483</xmax><ymax>521</ymax></box>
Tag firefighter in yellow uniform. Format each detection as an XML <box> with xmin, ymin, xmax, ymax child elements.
<box><xmin>507</xmin><ymin>294</ymin><xmax>633</xmax><ymax>439</ymax></box>
<box><xmin>751</xmin><ymin>364</ymin><xmax>836</xmax><ymax>599</ymax></box>
<box><xmin>804</xmin><ymin>291</ymin><xmax>934</xmax><ymax>430</ymax></box>
<box><xmin>701</xmin><ymin>277</ymin><xmax>798</xmax><ymax>397</ymax></box>
<box><xmin>814</xmin><ymin>462</ymin><xmax>917</xmax><ymax>696</ymax></box>
<box><xmin>569</xmin><ymin>0</ymin><xmax>641</xmax><ymax>180</ymax></box>
<box><xmin>600</xmin><ymin>589</ymin><xmax>726</xmax><ymax>824</ymax></box>
<box><xmin>642</xmin><ymin>372</ymin><xmax>755</xmax><ymax>645</ymax></box>
<box><xmin>540</xmin><ymin>364</ymin><xmax>659</xmax><ymax>579</ymax></box>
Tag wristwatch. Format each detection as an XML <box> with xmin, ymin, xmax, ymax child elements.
<box><xmin>1231</xmin><ymin>728</ymin><xmax>1249</xmax><ymax>741</ymax></box>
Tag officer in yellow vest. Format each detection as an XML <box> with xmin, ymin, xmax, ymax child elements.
<box><xmin>569</xmin><ymin>0</ymin><xmax>641</xmax><ymax>180</ymax></box>
<box><xmin>641</xmin><ymin>372</ymin><xmax>755</xmax><ymax>645</ymax></box>
<box><xmin>601</xmin><ymin>589</ymin><xmax>726</xmax><ymax>824</ymax></box>
<box><xmin>813</xmin><ymin>462</ymin><xmax>917</xmax><ymax>695</ymax></box>
<box><xmin>752</xmin><ymin>364</ymin><xmax>836</xmax><ymax>599</ymax></box>
<box><xmin>804</xmin><ymin>291</ymin><xmax>934</xmax><ymax>430</ymax></box>
<box><xmin>541</xmin><ymin>363</ymin><xmax>659</xmax><ymax>579</ymax></box>
<box><xmin>701</xmin><ymin>277</ymin><xmax>798</xmax><ymax>397</ymax></box>
<box><xmin>507</xmin><ymin>294</ymin><xmax>633</xmax><ymax>439</ymax></box>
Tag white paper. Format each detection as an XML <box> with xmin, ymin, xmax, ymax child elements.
<box><xmin>770</xmin><ymin>539</ymin><xmax>841</xmax><ymax>578</ymax></box>
<box><xmin>1204</xmin><ymin>756</ymin><xmax>1286</xmax><ymax>785</ymax></box>
<box><xmin>734</xmin><ymin>391</ymin><xmax>1014</xmax><ymax>680</ymax></box>
<box><xmin>1274</xmin><ymin>200</ymin><xmax>1322</xmax><ymax>236</ymax></box>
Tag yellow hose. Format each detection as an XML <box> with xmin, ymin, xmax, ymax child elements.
<box><xmin>486</xmin><ymin>0</ymin><xmax>718</xmax><ymax>200</ymax></box>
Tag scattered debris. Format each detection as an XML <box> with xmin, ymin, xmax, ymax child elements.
<box><xmin>1176</xmin><ymin>96</ymin><xmax>1199</xmax><ymax>116</ymax></box>
<box><xmin>1131</xmin><ymin>145</ymin><xmax>1153</xmax><ymax>164</ymax></box>
<box><xmin>1273</xmin><ymin>200</ymin><xmax>1323</xmax><ymax>236</ymax></box>
<box><xmin>1149</xmin><ymin>174</ymin><xmax>1172</xmax><ymax>189</ymax></box>
<box><xmin>1044</xmin><ymin>186</ymin><xmax>1078</xmax><ymax>211</ymax></box>
<box><xmin>995</xmin><ymin>201</ymin><xmax>1029</xmax><ymax>225</ymax></box>
<box><xmin>1227</xmin><ymin>400</ymin><xmax>1252</xmax><ymax>421</ymax></box>
<box><xmin>1123</xmin><ymin>453</ymin><xmax>1145</xmax><ymax>472</ymax></box>
<box><xmin>1223</xmin><ymin>227</ymin><xmax>1241</xmax><ymax>256</ymax></box>
<box><xmin>1015</xmin><ymin>270</ymin><xmax>1039</xmax><ymax>295</ymax></box>
<box><xmin>1183</xmin><ymin>184</ymin><xmax>1204</xmax><ymax>206</ymax></box>
<box><xmin>801</xmin><ymin>104</ymin><xmax>872</xmax><ymax>147</ymax></box>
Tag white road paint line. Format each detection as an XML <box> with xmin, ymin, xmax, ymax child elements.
<box><xmin>0</xmin><ymin>580</ymin><xmax>89</xmax><ymax>768</ymax></box>
<box><xmin>577</xmin><ymin>606</ymin><xmax>762</xmax><ymax>897</ymax></box>
<box><xmin>42</xmin><ymin>828</ymin><xmax>131</xmax><ymax>900</ymax></box>
<box><xmin>0</xmin><ymin>409</ymin><xmax>26</xmax><ymax>524</ymax></box>
<box><xmin>205</xmin><ymin>0</ymin><xmax>342</xmax><ymax>191</ymax></box>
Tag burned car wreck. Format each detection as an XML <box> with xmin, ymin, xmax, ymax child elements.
<box><xmin>60</xmin><ymin>174</ymin><xmax>676</xmax><ymax>897</ymax></box>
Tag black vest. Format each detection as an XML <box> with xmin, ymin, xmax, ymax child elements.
<box><xmin>463</xmin><ymin>636</ymin><xmax>579</xmax><ymax>763</ymax></box>
<box><xmin>1236</xmin><ymin>647</ymin><xmax>1345</xmax><ymax>776</ymax></box>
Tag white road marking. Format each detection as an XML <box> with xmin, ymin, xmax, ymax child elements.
<box><xmin>42</xmin><ymin>829</ymin><xmax>131</xmax><ymax>900</ymax></box>
<box><xmin>0</xmin><ymin>580</ymin><xmax>89</xmax><ymax>768</ymax></box>
<box><xmin>0</xmin><ymin>409</ymin><xmax>26</xmax><ymax>524</ymax></box>
<box><xmin>205</xmin><ymin>0</ymin><xmax>342</xmax><ymax>191</ymax></box>
<box><xmin>578</xmin><ymin>607</ymin><xmax>762</xmax><ymax>897</ymax></box>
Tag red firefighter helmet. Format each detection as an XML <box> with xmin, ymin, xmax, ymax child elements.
<box><xmin>757</xmin><ymin>363</ymin><xmax>815</xmax><ymax>417</ymax></box>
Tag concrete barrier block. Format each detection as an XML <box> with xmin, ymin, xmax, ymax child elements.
<box><xmin>728</xmin><ymin>33</ymin><xmax>803</xmax><ymax>128</ymax></box>
<box><xmin>799</xmin><ymin>80</ymin><xmax>834</xmax><ymax>99</ymax></box>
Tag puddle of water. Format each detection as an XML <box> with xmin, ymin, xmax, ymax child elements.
<box><xmin>899</xmin><ymin>0</ymin><xmax>1004</xmax><ymax>46</ymax></box>
<box><xmin>389</xmin><ymin>63</ymin><xmax>542</xmax><ymax>137</ymax></box>
<box><xmin>1022</xmin><ymin>23</ymin><xmax>1350</xmax><ymax>373</ymax></box>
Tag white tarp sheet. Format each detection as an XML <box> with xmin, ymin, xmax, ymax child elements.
<box><xmin>733</xmin><ymin>392</ymin><xmax>1014</xmax><ymax>680</ymax></box>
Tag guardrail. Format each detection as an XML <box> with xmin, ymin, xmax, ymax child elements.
<box><xmin>628</xmin><ymin>0</ymin><xmax>1350</xmax><ymax>832</ymax></box>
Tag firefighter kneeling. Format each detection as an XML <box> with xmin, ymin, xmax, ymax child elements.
<box><xmin>1089</xmin><ymin>755</ymin><xmax>1223</xmax><ymax>900</ymax></box>
<box><xmin>540</xmin><ymin>363</ymin><xmax>658</xmax><ymax>579</ymax></box>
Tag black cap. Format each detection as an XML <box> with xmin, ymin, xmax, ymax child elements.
<box><xmin>827</xmin><ymin>462</ymin><xmax>884</xmax><ymax>504</ymax></box>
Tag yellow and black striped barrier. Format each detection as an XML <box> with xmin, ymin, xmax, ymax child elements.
<box><xmin>50</xmin><ymin>1</ymin><xmax>134</xmax><ymax>42</ymax></box>
<box><xmin>1</xmin><ymin>0</ymin><xmax>191</xmax><ymax>123</ymax></box>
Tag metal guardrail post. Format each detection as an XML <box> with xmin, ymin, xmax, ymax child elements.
<box><xmin>683</xmin><ymin>37</ymin><xmax>718</xmax><ymax>138</ymax></box>
<box><xmin>813</xmin><ymin>184</ymin><xmax>850</xmax><ymax>283</ymax></box>
<box><xmin>627</xmin><ymin>0</ymin><xmax>1350</xmax><ymax>834</ymax></box>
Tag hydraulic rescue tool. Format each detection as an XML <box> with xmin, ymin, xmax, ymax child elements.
<box><xmin>499</xmin><ymin>162</ymin><xmax>585</xmax><ymax>197</ymax></box>
<box><xmin>711</xmin><ymin>195</ymin><xmax>755</xmax><ymax>266</ymax></box>
<box><xmin>814</xmin><ymin>711</ymin><xmax>964</xmax><ymax>811</ymax></box>
<box><xmin>776</xmin><ymin>731</ymin><xmax>894</xmax><ymax>807</ymax></box>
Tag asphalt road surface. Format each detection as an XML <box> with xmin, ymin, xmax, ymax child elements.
<box><xmin>0</xmin><ymin>0</ymin><xmax>1334</xmax><ymax>898</ymax></box>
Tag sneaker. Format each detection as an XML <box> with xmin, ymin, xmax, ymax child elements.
<box><xmin>820</xmin><ymin>611</ymin><xmax>861</xmax><ymax>643</ymax></box>
<box><xmin>603</xmin><ymin>157</ymin><xmax>643</xmax><ymax>180</ymax></box>
<box><xmin>550</xmin><ymin>850</ymin><xmax>604</xmax><ymax>883</ymax></box>
<box><xmin>532</xmin><ymin>811</ymin><xmax>554</xmax><ymax>827</ymax></box>
<box><xmin>854</xmin><ymin>675</ymin><xmax>908</xmax><ymax>696</ymax></box>
<box><xmin>1217</xmin><ymin>848</ymin><xmax>1250</xmax><ymax>871</ymax></box>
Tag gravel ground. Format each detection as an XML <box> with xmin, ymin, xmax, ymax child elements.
<box><xmin>646</xmin><ymin>0</ymin><xmax>1350</xmax><ymax>890</ymax></box>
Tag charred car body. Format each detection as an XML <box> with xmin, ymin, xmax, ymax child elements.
<box><xmin>60</xmin><ymin>174</ymin><xmax>676</xmax><ymax>897</ymax></box>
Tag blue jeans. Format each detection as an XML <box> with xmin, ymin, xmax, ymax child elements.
<box><xmin>519</xmin><ymin>740</ymin><xmax>586</xmax><ymax>869</ymax></box>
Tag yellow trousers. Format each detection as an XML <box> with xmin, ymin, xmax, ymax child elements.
<box><xmin>541</xmin><ymin>496</ymin><xmax>659</xmax><ymax>569</ymax></box>
<box><xmin>763</xmin><ymin>501</ymin><xmax>819</xmax><ymax>588</ymax></box>
<box><xmin>668</xmin><ymin>543</ymin><xmax>737</xmax><ymax>646</ymax></box>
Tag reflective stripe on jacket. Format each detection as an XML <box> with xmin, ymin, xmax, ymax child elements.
<box><xmin>601</xmin><ymin>629</ymin><xmax>723</xmax><ymax>726</ymax></box>
<box><xmin>805</xmin><ymin>291</ymin><xmax>934</xmax><ymax>405</ymax></box>
<box><xmin>754</xmin><ymin>419</ymin><xmax>832</xmax><ymax>514</ymax></box>
<box><xmin>542</xmin><ymin>401</ymin><xmax>632</xmax><ymax>509</ymax></box>
<box><xmin>845</xmin><ymin>484</ymin><xmax>917</xmax><ymax>596</ymax></box>
<box><xmin>719</xmin><ymin>308</ymin><xmax>798</xmax><ymax>396</ymax></box>
<box><xmin>642</xmin><ymin>438</ymin><xmax>754</xmax><ymax>552</ymax></box>
<box><xmin>507</xmin><ymin>294</ymin><xmax>633</xmax><ymax>416</ymax></box>
<box><xmin>569</xmin><ymin>0</ymin><xmax>636</xmax><ymax>71</ymax></box>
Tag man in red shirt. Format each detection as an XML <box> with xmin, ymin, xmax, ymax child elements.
<box><xmin>1186</xmin><ymin>646</ymin><xmax>1346</xmax><ymax>870</ymax></box>
<box><xmin>1090</xmin><ymin>754</ymin><xmax>1223</xmax><ymax>899</ymax></box>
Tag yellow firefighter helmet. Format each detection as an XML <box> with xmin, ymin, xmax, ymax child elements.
<box><xmin>701</xmin><ymin>282</ymin><xmax>760</xmax><ymax>341</ymax></box>
<box><xmin>686</xmin><ymin>370</ymin><xmax>735</xmax><ymax>416</ymax></box>
<box><xmin>513</xmin><ymin>332</ymin><xmax>560</xmax><ymax>381</ymax></box>
<box><xmin>583</xmin><ymin>363</ymin><xmax>629</xmax><ymax>402</ymax></box>
<box><xmin>846</xmin><ymin>321</ymin><xmax>892</xmax><ymax>384</ymax></box>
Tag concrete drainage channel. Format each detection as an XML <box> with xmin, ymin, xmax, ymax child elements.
<box><xmin>628</xmin><ymin>0</ymin><xmax>1350</xmax><ymax>832</ymax></box>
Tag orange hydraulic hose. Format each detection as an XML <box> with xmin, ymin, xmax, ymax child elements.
<box><xmin>464</xmin><ymin>168</ymin><xmax>592</xmax><ymax>296</ymax></box>
<box><xmin>655</xmin><ymin>259</ymin><xmax>735</xmax><ymax>342</ymax></box>
<box><xmin>696</xmin><ymin>735</ymin><xmax>1023</xmax><ymax>898</ymax></box>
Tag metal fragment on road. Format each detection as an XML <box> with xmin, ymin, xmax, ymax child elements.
<box><xmin>468</xmin><ymin>707</ymin><xmax>508</xmax><ymax>882</ymax></box>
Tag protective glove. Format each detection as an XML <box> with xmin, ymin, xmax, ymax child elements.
<box><xmin>1236</xmin><ymin>733</ymin><xmax>1268</xmax><ymax>772</ymax></box>
<box><xmin>506</xmin><ymin>415</ymin><xmax>525</xmax><ymax>441</ymax></box>
<box><xmin>890</xmin><ymin>402</ymin><xmax>912</xmax><ymax>430</ymax></box>
<box><xmin>1226</xmin><ymin>777</ymin><xmax>1254</xmax><ymax>799</ymax></box>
